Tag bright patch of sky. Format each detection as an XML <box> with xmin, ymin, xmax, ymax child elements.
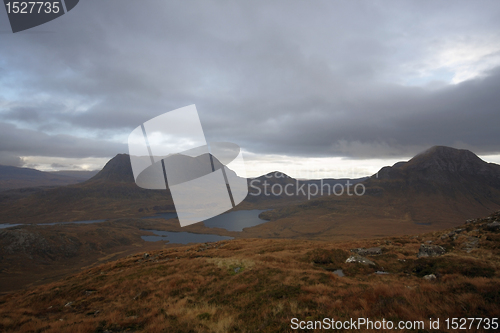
<box><xmin>400</xmin><ymin>35</ymin><xmax>500</xmax><ymax>86</ymax></box>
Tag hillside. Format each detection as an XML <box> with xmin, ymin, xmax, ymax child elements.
<box><xmin>0</xmin><ymin>165</ymin><xmax>84</xmax><ymax>191</ymax></box>
<box><xmin>0</xmin><ymin>220</ymin><xmax>170</xmax><ymax>292</ymax></box>
<box><xmin>0</xmin><ymin>154</ymin><xmax>175</xmax><ymax>224</ymax></box>
<box><xmin>1</xmin><ymin>211</ymin><xmax>499</xmax><ymax>332</ymax></box>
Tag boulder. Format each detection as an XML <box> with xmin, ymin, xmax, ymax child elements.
<box><xmin>423</xmin><ymin>274</ymin><xmax>436</xmax><ymax>281</ymax></box>
<box><xmin>417</xmin><ymin>244</ymin><xmax>446</xmax><ymax>258</ymax></box>
<box><xmin>484</xmin><ymin>222</ymin><xmax>500</xmax><ymax>232</ymax></box>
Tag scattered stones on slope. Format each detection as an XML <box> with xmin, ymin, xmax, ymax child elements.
<box><xmin>350</xmin><ymin>247</ymin><xmax>382</xmax><ymax>256</ymax></box>
<box><xmin>417</xmin><ymin>244</ymin><xmax>446</xmax><ymax>258</ymax></box>
<box><xmin>345</xmin><ymin>255</ymin><xmax>376</xmax><ymax>266</ymax></box>
<box><xmin>463</xmin><ymin>237</ymin><xmax>480</xmax><ymax>253</ymax></box>
<box><xmin>484</xmin><ymin>221</ymin><xmax>500</xmax><ymax>232</ymax></box>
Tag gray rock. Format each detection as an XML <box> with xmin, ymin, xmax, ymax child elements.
<box><xmin>417</xmin><ymin>244</ymin><xmax>446</xmax><ymax>258</ymax></box>
<box><xmin>346</xmin><ymin>255</ymin><xmax>376</xmax><ymax>266</ymax></box>
<box><xmin>332</xmin><ymin>269</ymin><xmax>344</xmax><ymax>277</ymax></box>
<box><xmin>350</xmin><ymin>247</ymin><xmax>382</xmax><ymax>256</ymax></box>
<box><xmin>484</xmin><ymin>222</ymin><xmax>500</xmax><ymax>231</ymax></box>
<box><xmin>233</xmin><ymin>267</ymin><xmax>241</xmax><ymax>273</ymax></box>
<box><xmin>423</xmin><ymin>274</ymin><xmax>436</xmax><ymax>281</ymax></box>
<box><xmin>463</xmin><ymin>237</ymin><xmax>480</xmax><ymax>253</ymax></box>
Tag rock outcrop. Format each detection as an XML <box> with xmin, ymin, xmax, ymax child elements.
<box><xmin>417</xmin><ymin>244</ymin><xmax>446</xmax><ymax>258</ymax></box>
<box><xmin>345</xmin><ymin>255</ymin><xmax>376</xmax><ymax>266</ymax></box>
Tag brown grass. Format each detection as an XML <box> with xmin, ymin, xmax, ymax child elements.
<box><xmin>1</xmin><ymin>213</ymin><xmax>499</xmax><ymax>333</ymax></box>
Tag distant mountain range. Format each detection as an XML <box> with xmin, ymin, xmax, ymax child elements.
<box><xmin>0</xmin><ymin>165</ymin><xmax>98</xmax><ymax>191</ymax></box>
<box><xmin>48</xmin><ymin>169</ymin><xmax>99</xmax><ymax>180</ymax></box>
<box><xmin>1</xmin><ymin>146</ymin><xmax>500</xmax><ymax>239</ymax></box>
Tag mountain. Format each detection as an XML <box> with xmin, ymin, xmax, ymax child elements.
<box><xmin>258</xmin><ymin>146</ymin><xmax>500</xmax><ymax>238</ymax></box>
<box><xmin>0</xmin><ymin>165</ymin><xmax>83</xmax><ymax>191</ymax></box>
<box><xmin>0</xmin><ymin>155</ymin><xmax>175</xmax><ymax>224</ymax></box>
<box><xmin>3</xmin><ymin>146</ymin><xmax>500</xmax><ymax>235</ymax></box>
<box><xmin>365</xmin><ymin>146</ymin><xmax>500</xmax><ymax>219</ymax></box>
<box><xmin>242</xmin><ymin>171</ymin><xmax>367</xmax><ymax>208</ymax></box>
<box><xmin>85</xmin><ymin>153</ymin><xmax>136</xmax><ymax>184</ymax></box>
<box><xmin>375</xmin><ymin>146</ymin><xmax>500</xmax><ymax>187</ymax></box>
<box><xmin>0</xmin><ymin>153</ymin><xmax>255</xmax><ymax>224</ymax></box>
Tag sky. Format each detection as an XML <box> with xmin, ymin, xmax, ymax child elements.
<box><xmin>1</xmin><ymin>0</ymin><xmax>500</xmax><ymax>178</ymax></box>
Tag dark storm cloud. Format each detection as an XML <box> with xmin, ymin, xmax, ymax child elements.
<box><xmin>0</xmin><ymin>122</ymin><xmax>126</xmax><ymax>163</ymax></box>
<box><xmin>0</xmin><ymin>0</ymin><xmax>500</xmax><ymax>163</ymax></box>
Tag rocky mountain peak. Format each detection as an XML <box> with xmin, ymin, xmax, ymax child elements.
<box><xmin>86</xmin><ymin>154</ymin><xmax>135</xmax><ymax>183</ymax></box>
<box><xmin>406</xmin><ymin>146</ymin><xmax>487</xmax><ymax>174</ymax></box>
<box><xmin>375</xmin><ymin>146</ymin><xmax>500</xmax><ymax>183</ymax></box>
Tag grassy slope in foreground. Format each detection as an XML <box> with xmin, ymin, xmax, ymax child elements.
<box><xmin>1</xmin><ymin>212</ymin><xmax>500</xmax><ymax>332</ymax></box>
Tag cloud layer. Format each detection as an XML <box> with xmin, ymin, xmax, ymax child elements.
<box><xmin>1</xmin><ymin>0</ymin><xmax>500</xmax><ymax>169</ymax></box>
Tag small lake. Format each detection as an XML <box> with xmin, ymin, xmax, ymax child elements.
<box><xmin>203</xmin><ymin>209</ymin><xmax>269</xmax><ymax>231</ymax></box>
<box><xmin>41</xmin><ymin>219</ymin><xmax>107</xmax><ymax>226</ymax></box>
<box><xmin>139</xmin><ymin>209</ymin><xmax>269</xmax><ymax>244</ymax></box>
<box><xmin>0</xmin><ymin>223</ymin><xmax>22</xmax><ymax>230</ymax></box>
<box><xmin>141</xmin><ymin>229</ymin><xmax>233</xmax><ymax>244</ymax></box>
<box><xmin>142</xmin><ymin>209</ymin><xmax>269</xmax><ymax>232</ymax></box>
<box><xmin>1</xmin><ymin>209</ymin><xmax>270</xmax><ymax>246</ymax></box>
<box><xmin>0</xmin><ymin>220</ymin><xmax>106</xmax><ymax>230</ymax></box>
